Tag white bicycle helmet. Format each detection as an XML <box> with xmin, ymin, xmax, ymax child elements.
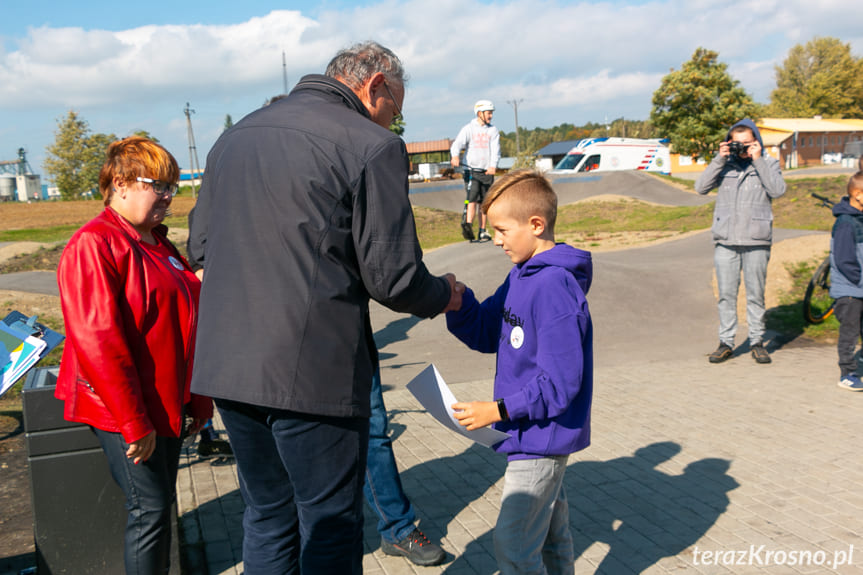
<box><xmin>474</xmin><ymin>100</ymin><xmax>495</xmax><ymax>113</ymax></box>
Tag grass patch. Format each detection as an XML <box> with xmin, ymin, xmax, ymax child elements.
<box><xmin>557</xmin><ymin>198</ymin><xmax>714</xmax><ymax>235</ymax></box>
<box><xmin>773</xmin><ymin>176</ymin><xmax>847</xmax><ymax>231</ymax></box>
<box><xmin>0</xmin><ymin>225</ymin><xmax>81</xmax><ymax>243</ymax></box>
<box><xmin>413</xmin><ymin>206</ymin><xmax>464</xmax><ymax>250</ymax></box>
<box><xmin>651</xmin><ymin>173</ymin><xmax>697</xmax><ymax>191</ymax></box>
<box><xmin>766</xmin><ymin>256</ymin><xmax>838</xmax><ymax>343</ymax></box>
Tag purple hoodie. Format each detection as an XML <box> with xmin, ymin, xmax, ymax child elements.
<box><xmin>446</xmin><ymin>243</ymin><xmax>593</xmax><ymax>460</ymax></box>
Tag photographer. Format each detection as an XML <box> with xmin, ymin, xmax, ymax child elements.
<box><xmin>696</xmin><ymin>119</ymin><xmax>786</xmax><ymax>364</ymax></box>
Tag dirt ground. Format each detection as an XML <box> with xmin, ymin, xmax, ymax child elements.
<box><xmin>0</xmin><ymin>196</ymin><xmax>197</xmax><ymax>230</ymax></box>
<box><xmin>0</xmin><ymin>289</ymin><xmax>62</xmax><ymax>575</ymax></box>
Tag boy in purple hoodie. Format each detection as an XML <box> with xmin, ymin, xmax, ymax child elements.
<box><xmin>446</xmin><ymin>169</ymin><xmax>592</xmax><ymax>574</ymax></box>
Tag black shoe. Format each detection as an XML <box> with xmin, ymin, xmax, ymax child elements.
<box><xmin>751</xmin><ymin>343</ymin><xmax>771</xmax><ymax>364</ymax></box>
<box><xmin>708</xmin><ymin>343</ymin><xmax>733</xmax><ymax>363</ymax></box>
<box><xmin>461</xmin><ymin>221</ymin><xmax>475</xmax><ymax>241</ymax></box>
<box><xmin>197</xmin><ymin>439</ymin><xmax>234</xmax><ymax>459</ymax></box>
<box><xmin>381</xmin><ymin>528</ymin><xmax>446</xmax><ymax>566</ymax></box>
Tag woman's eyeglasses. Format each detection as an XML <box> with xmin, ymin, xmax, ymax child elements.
<box><xmin>136</xmin><ymin>177</ymin><xmax>178</xmax><ymax>198</ymax></box>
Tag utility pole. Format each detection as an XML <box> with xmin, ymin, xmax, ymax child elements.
<box><xmin>282</xmin><ymin>51</ymin><xmax>288</xmax><ymax>94</ymax></box>
<box><xmin>184</xmin><ymin>102</ymin><xmax>203</xmax><ymax>199</ymax></box>
<box><xmin>507</xmin><ymin>98</ymin><xmax>524</xmax><ymax>156</ymax></box>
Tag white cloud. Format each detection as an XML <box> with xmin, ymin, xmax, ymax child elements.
<box><xmin>2</xmin><ymin>0</ymin><xmax>863</xmax><ymax>173</ymax></box>
<box><xmin>0</xmin><ymin>11</ymin><xmax>322</xmax><ymax>108</ymax></box>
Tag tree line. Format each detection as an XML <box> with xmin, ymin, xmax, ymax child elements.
<box><xmin>500</xmin><ymin>37</ymin><xmax>863</xmax><ymax>163</ymax></box>
<box><xmin>45</xmin><ymin>36</ymin><xmax>863</xmax><ymax>199</ymax></box>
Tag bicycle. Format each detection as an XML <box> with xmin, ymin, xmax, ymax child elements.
<box><xmin>802</xmin><ymin>193</ymin><xmax>835</xmax><ymax>324</ymax></box>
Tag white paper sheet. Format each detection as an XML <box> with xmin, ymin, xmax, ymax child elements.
<box><xmin>406</xmin><ymin>364</ymin><xmax>510</xmax><ymax>448</ymax></box>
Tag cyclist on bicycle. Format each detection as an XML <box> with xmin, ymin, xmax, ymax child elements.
<box><xmin>829</xmin><ymin>171</ymin><xmax>863</xmax><ymax>391</ymax></box>
<box><xmin>451</xmin><ymin>100</ymin><xmax>501</xmax><ymax>242</ymax></box>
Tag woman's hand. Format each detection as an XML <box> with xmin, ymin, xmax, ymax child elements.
<box><xmin>126</xmin><ymin>430</ymin><xmax>156</xmax><ymax>464</ymax></box>
<box><xmin>452</xmin><ymin>401</ymin><xmax>501</xmax><ymax>431</ymax></box>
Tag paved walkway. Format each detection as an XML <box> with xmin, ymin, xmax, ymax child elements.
<box><xmin>176</xmin><ymin>223</ymin><xmax>863</xmax><ymax>574</ymax></box>
<box><xmin>178</xmin><ymin>343</ymin><xmax>862</xmax><ymax>574</ymax></box>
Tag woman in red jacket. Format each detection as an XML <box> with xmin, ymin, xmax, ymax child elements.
<box><xmin>56</xmin><ymin>136</ymin><xmax>212</xmax><ymax>575</ymax></box>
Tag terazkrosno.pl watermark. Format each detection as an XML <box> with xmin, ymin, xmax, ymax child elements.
<box><xmin>692</xmin><ymin>545</ymin><xmax>855</xmax><ymax>569</ymax></box>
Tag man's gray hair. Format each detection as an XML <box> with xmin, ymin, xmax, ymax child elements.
<box><xmin>325</xmin><ymin>41</ymin><xmax>407</xmax><ymax>90</ymax></box>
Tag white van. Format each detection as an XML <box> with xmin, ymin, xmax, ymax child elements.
<box><xmin>551</xmin><ymin>137</ymin><xmax>671</xmax><ymax>175</ymax></box>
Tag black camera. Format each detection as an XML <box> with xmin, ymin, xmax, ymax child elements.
<box><xmin>727</xmin><ymin>141</ymin><xmax>750</xmax><ymax>157</ymax></box>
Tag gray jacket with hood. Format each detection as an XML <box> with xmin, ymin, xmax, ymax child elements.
<box><xmin>695</xmin><ymin>119</ymin><xmax>786</xmax><ymax>246</ymax></box>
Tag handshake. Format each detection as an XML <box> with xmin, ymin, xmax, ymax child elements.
<box><xmin>442</xmin><ymin>273</ymin><xmax>467</xmax><ymax>313</ymax></box>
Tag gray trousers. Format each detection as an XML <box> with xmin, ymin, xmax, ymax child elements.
<box><xmin>714</xmin><ymin>244</ymin><xmax>771</xmax><ymax>347</ymax></box>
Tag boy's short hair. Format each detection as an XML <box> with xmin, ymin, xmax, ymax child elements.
<box><xmin>848</xmin><ymin>171</ymin><xmax>863</xmax><ymax>195</ymax></box>
<box><xmin>482</xmin><ymin>169</ymin><xmax>557</xmax><ymax>231</ymax></box>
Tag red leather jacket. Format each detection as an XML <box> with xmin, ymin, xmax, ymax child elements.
<box><xmin>56</xmin><ymin>207</ymin><xmax>212</xmax><ymax>443</ymax></box>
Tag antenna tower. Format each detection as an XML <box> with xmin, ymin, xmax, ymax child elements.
<box><xmin>184</xmin><ymin>102</ymin><xmax>203</xmax><ymax>198</ymax></box>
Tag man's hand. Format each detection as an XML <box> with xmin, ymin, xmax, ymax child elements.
<box><xmin>747</xmin><ymin>139</ymin><xmax>762</xmax><ymax>160</ymax></box>
<box><xmin>487</xmin><ymin>167</ymin><xmax>496</xmax><ymax>176</ymax></box>
<box><xmin>718</xmin><ymin>141</ymin><xmax>731</xmax><ymax>157</ymax></box>
<box><xmin>451</xmin><ymin>157</ymin><xmax>459</xmax><ymax>168</ymax></box>
<box><xmin>452</xmin><ymin>401</ymin><xmax>501</xmax><ymax>431</ymax></box>
<box><xmin>442</xmin><ymin>273</ymin><xmax>465</xmax><ymax>313</ymax></box>
<box><xmin>126</xmin><ymin>430</ymin><xmax>156</xmax><ymax>465</ymax></box>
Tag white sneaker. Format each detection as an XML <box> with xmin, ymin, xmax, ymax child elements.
<box><xmin>478</xmin><ymin>230</ymin><xmax>492</xmax><ymax>242</ymax></box>
<box><xmin>837</xmin><ymin>374</ymin><xmax>863</xmax><ymax>392</ymax></box>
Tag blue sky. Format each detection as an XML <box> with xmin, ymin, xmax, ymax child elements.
<box><xmin>2</xmin><ymin>0</ymin><xmax>863</xmax><ymax>180</ymax></box>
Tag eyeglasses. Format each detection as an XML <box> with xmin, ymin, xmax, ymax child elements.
<box><xmin>382</xmin><ymin>81</ymin><xmax>403</xmax><ymax>123</ymax></box>
<box><xmin>136</xmin><ymin>177</ymin><xmax>178</xmax><ymax>198</ymax></box>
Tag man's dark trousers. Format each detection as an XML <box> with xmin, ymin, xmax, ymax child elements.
<box><xmin>215</xmin><ymin>398</ymin><xmax>369</xmax><ymax>574</ymax></box>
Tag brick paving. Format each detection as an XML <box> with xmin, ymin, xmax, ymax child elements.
<box><xmin>177</xmin><ymin>343</ymin><xmax>863</xmax><ymax>574</ymax></box>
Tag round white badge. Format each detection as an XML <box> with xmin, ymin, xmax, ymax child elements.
<box><xmin>510</xmin><ymin>326</ymin><xmax>525</xmax><ymax>349</ymax></box>
<box><xmin>168</xmin><ymin>256</ymin><xmax>185</xmax><ymax>271</ymax></box>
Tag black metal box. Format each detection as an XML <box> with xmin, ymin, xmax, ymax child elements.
<box><xmin>22</xmin><ymin>367</ymin><xmax>178</xmax><ymax>574</ymax></box>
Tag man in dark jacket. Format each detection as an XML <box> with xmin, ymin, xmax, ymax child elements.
<box><xmin>188</xmin><ymin>42</ymin><xmax>461</xmax><ymax>574</ymax></box>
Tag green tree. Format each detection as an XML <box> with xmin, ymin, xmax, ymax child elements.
<box><xmin>132</xmin><ymin>130</ymin><xmax>159</xmax><ymax>143</ymax></box>
<box><xmin>651</xmin><ymin>48</ymin><xmax>759</xmax><ymax>160</ymax></box>
<box><xmin>767</xmin><ymin>37</ymin><xmax>863</xmax><ymax>118</ymax></box>
<box><xmin>224</xmin><ymin>114</ymin><xmax>234</xmax><ymax>132</ymax></box>
<box><xmin>588</xmin><ymin>118</ymin><xmax>657</xmax><ymax>139</ymax></box>
<box><xmin>389</xmin><ymin>116</ymin><xmax>405</xmax><ymax>137</ymax></box>
<box><xmin>44</xmin><ymin>111</ymin><xmax>116</xmax><ymax>200</ymax></box>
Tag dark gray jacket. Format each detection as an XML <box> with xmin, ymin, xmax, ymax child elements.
<box><xmin>188</xmin><ymin>74</ymin><xmax>450</xmax><ymax>417</ymax></box>
<box><xmin>695</xmin><ymin>119</ymin><xmax>786</xmax><ymax>247</ymax></box>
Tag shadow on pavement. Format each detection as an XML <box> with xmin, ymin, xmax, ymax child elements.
<box><xmin>178</xmin><ymin>485</ymin><xmax>243</xmax><ymax>575</ymax></box>
<box><xmin>442</xmin><ymin>441</ymin><xmax>738</xmax><ymax>574</ymax></box>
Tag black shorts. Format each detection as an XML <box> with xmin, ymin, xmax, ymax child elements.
<box><xmin>467</xmin><ymin>172</ymin><xmax>494</xmax><ymax>203</ymax></box>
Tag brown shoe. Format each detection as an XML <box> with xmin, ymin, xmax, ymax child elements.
<box><xmin>708</xmin><ymin>343</ymin><xmax>733</xmax><ymax>363</ymax></box>
<box><xmin>751</xmin><ymin>343</ymin><xmax>771</xmax><ymax>364</ymax></box>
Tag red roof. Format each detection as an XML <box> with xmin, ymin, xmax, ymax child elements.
<box><xmin>405</xmin><ymin>139</ymin><xmax>452</xmax><ymax>154</ymax></box>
